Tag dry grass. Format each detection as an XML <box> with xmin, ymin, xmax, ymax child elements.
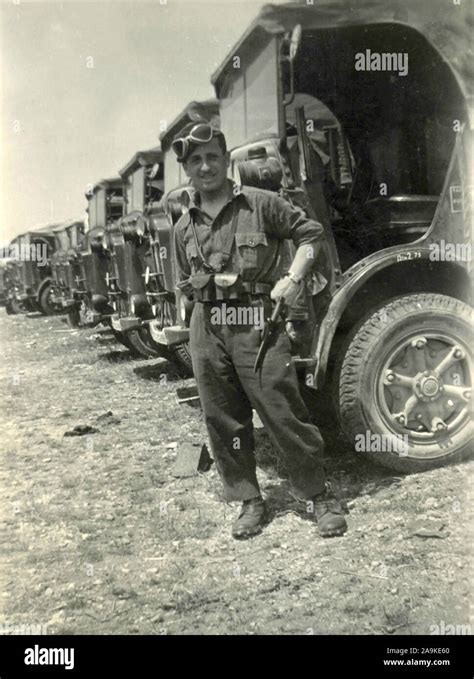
<box><xmin>0</xmin><ymin>309</ymin><xmax>472</xmax><ymax>635</ymax></box>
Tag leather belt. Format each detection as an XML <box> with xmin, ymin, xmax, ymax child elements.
<box><xmin>241</xmin><ymin>281</ymin><xmax>272</xmax><ymax>295</ymax></box>
<box><xmin>190</xmin><ymin>273</ymin><xmax>272</xmax><ymax>302</ymax></box>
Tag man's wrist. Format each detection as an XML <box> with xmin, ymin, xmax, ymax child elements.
<box><xmin>285</xmin><ymin>271</ymin><xmax>303</xmax><ymax>285</ymax></box>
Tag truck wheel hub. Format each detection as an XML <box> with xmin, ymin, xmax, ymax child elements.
<box><xmin>379</xmin><ymin>334</ymin><xmax>471</xmax><ymax>439</ymax></box>
<box><xmin>415</xmin><ymin>374</ymin><xmax>441</xmax><ymax>400</ymax></box>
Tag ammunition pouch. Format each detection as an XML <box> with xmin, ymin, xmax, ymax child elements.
<box><xmin>190</xmin><ymin>272</ymin><xmax>272</xmax><ymax>302</ymax></box>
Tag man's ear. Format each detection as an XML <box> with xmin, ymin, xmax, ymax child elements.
<box><xmin>225</xmin><ymin>152</ymin><xmax>231</xmax><ymax>169</ymax></box>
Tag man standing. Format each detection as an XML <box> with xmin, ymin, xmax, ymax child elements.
<box><xmin>172</xmin><ymin>123</ymin><xmax>347</xmax><ymax>539</ymax></box>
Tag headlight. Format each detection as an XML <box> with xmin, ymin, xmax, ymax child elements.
<box><xmin>121</xmin><ymin>214</ymin><xmax>147</xmax><ymax>242</ymax></box>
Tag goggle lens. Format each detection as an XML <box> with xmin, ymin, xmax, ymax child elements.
<box><xmin>188</xmin><ymin>124</ymin><xmax>214</xmax><ymax>143</ymax></box>
<box><xmin>172</xmin><ymin>124</ymin><xmax>216</xmax><ymax>160</ymax></box>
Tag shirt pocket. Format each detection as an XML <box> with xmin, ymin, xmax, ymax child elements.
<box><xmin>235</xmin><ymin>232</ymin><xmax>268</xmax><ymax>275</ymax></box>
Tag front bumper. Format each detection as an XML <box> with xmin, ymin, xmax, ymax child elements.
<box><xmin>111</xmin><ymin>315</ymin><xmax>142</xmax><ymax>332</ymax></box>
<box><xmin>161</xmin><ymin>325</ymin><xmax>190</xmax><ymax>347</ymax></box>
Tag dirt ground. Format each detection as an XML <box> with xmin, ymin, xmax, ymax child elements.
<box><xmin>0</xmin><ymin>309</ymin><xmax>472</xmax><ymax>636</ymax></box>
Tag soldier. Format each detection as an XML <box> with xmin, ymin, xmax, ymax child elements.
<box><xmin>172</xmin><ymin>123</ymin><xmax>347</xmax><ymax>539</ymax></box>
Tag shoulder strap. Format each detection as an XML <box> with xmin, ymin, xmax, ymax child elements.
<box><xmin>188</xmin><ymin>213</ymin><xmax>214</xmax><ymax>272</ymax></box>
<box><xmin>220</xmin><ymin>202</ymin><xmax>239</xmax><ymax>269</ymax></box>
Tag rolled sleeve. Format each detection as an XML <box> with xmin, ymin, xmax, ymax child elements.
<box><xmin>265</xmin><ymin>193</ymin><xmax>324</xmax><ymax>247</ymax></box>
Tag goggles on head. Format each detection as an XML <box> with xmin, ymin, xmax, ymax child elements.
<box><xmin>171</xmin><ymin>123</ymin><xmax>217</xmax><ymax>162</ymax></box>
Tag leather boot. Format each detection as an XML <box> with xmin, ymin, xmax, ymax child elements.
<box><xmin>231</xmin><ymin>497</ymin><xmax>267</xmax><ymax>539</ymax></box>
<box><xmin>310</xmin><ymin>482</ymin><xmax>347</xmax><ymax>537</ymax></box>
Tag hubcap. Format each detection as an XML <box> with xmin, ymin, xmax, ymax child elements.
<box><xmin>379</xmin><ymin>333</ymin><xmax>471</xmax><ymax>440</ymax></box>
<box><xmin>420</xmin><ymin>376</ymin><xmax>439</xmax><ymax>397</ymax></box>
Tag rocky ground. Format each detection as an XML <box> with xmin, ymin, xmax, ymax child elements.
<box><xmin>0</xmin><ymin>309</ymin><xmax>472</xmax><ymax>635</ymax></box>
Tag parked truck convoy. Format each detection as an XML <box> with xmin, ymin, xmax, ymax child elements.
<box><xmin>6</xmin><ymin>225</ymin><xmax>63</xmax><ymax>316</ymax></box>
<box><xmin>2</xmin><ymin>0</ymin><xmax>471</xmax><ymax>475</ymax></box>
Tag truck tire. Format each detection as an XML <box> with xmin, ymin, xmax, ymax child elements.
<box><xmin>146</xmin><ymin>320</ymin><xmax>194</xmax><ymax>375</ymax></box>
<box><xmin>39</xmin><ymin>284</ymin><xmax>60</xmax><ymax>316</ymax></box>
<box><xmin>335</xmin><ymin>293</ymin><xmax>473</xmax><ymax>472</ymax></box>
<box><xmin>129</xmin><ymin>326</ymin><xmax>167</xmax><ymax>359</ymax></box>
<box><xmin>171</xmin><ymin>342</ymin><xmax>193</xmax><ymax>377</ymax></box>
<box><xmin>109</xmin><ymin>327</ymin><xmax>142</xmax><ymax>358</ymax></box>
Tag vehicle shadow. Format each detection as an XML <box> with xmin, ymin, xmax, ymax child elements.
<box><xmin>98</xmin><ymin>350</ymin><xmax>144</xmax><ymax>363</ymax></box>
<box><xmin>94</xmin><ymin>335</ymin><xmax>117</xmax><ymax>345</ymax></box>
<box><xmin>133</xmin><ymin>361</ymin><xmax>184</xmax><ymax>383</ymax></box>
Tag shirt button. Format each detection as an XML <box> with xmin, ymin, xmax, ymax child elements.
<box><xmin>248</xmin><ymin>239</ymin><xmax>255</xmax><ymax>246</ymax></box>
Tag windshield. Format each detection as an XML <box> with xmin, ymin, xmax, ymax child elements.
<box><xmin>67</xmin><ymin>226</ymin><xmax>80</xmax><ymax>248</ymax></box>
<box><xmin>218</xmin><ymin>35</ymin><xmax>281</xmax><ymax>151</ymax></box>
<box><xmin>129</xmin><ymin>167</ymin><xmax>145</xmax><ymax>212</ymax></box>
<box><xmin>56</xmin><ymin>230</ymin><xmax>69</xmax><ymax>250</ymax></box>
<box><xmin>88</xmin><ymin>189</ymin><xmax>106</xmax><ymax>229</ymax></box>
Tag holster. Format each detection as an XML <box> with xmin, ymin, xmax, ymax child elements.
<box><xmin>190</xmin><ymin>273</ymin><xmax>215</xmax><ymax>302</ymax></box>
<box><xmin>214</xmin><ymin>273</ymin><xmax>241</xmax><ymax>300</ymax></box>
<box><xmin>191</xmin><ymin>272</ymin><xmax>242</xmax><ymax>301</ymax></box>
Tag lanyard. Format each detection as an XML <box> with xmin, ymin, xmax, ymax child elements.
<box><xmin>189</xmin><ymin>201</ymin><xmax>239</xmax><ymax>273</ymax></box>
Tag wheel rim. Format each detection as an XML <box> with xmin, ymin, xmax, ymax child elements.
<box><xmin>376</xmin><ymin>330</ymin><xmax>472</xmax><ymax>449</ymax></box>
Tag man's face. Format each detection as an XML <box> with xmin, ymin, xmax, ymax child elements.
<box><xmin>183</xmin><ymin>137</ymin><xmax>230</xmax><ymax>195</ymax></box>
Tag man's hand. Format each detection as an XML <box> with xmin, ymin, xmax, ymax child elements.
<box><xmin>271</xmin><ymin>276</ymin><xmax>301</xmax><ymax>307</ymax></box>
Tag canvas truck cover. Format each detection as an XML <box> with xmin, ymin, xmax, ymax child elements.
<box><xmin>119</xmin><ymin>147</ymin><xmax>163</xmax><ymax>180</ymax></box>
<box><xmin>211</xmin><ymin>0</ymin><xmax>473</xmax><ymax>117</ymax></box>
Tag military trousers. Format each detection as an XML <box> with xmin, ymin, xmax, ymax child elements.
<box><xmin>189</xmin><ymin>299</ymin><xmax>327</xmax><ymax>502</ymax></box>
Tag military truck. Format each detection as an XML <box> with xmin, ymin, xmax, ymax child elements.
<box><xmin>0</xmin><ymin>259</ymin><xmax>21</xmax><ymax>313</ymax></box>
<box><xmin>7</xmin><ymin>225</ymin><xmax>63</xmax><ymax>315</ymax></box>
<box><xmin>170</xmin><ymin>0</ymin><xmax>471</xmax><ymax>472</ymax></box>
<box><xmin>105</xmin><ymin>147</ymin><xmax>172</xmax><ymax>360</ymax></box>
<box><xmin>115</xmin><ymin>145</ymin><xmax>191</xmax><ymax>369</ymax></box>
<box><xmin>49</xmin><ymin>219</ymin><xmax>87</xmax><ymax>326</ymax></box>
<box><xmin>0</xmin><ymin>259</ymin><xmax>9</xmax><ymax>308</ymax></box>
<box><xmin>60</xmin><ymin>186</ymin><xmax>121</xmax><ymax>330</ymax></box>
<box><xmin>80</xmin><ymin>177</ymin><xmax>145</xmax><ymax>352</ymax></box>
<box><xmin>112</xmin><ymin>100</ymin><xmax>220</xmax><ymax>373</ymax></box>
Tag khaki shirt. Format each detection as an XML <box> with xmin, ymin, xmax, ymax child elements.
<box><xmin>173</xmin><ymin>181</ymin><xmax>324</xmax><ymax>296</ymax></box>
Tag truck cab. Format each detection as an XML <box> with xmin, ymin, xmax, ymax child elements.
<box><xmin>209</xmin><ymin>1</ymin><xmax>472</xmax><ymax>472</ymax></box>
<box><xmin>50</xmin><ymin>220</ymin><xmax>86</xmax><ymax>322</ymax></box>
<box><xmin>8</xmin><ymin>225</ymin><xmax>62</xmax><ymax>315</ymax></box>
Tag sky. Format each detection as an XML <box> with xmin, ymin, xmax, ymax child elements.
<box><xmin>0</xmin><ymin>0</ymin><xmax>277</xmax><ymax>242</ymax></box>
